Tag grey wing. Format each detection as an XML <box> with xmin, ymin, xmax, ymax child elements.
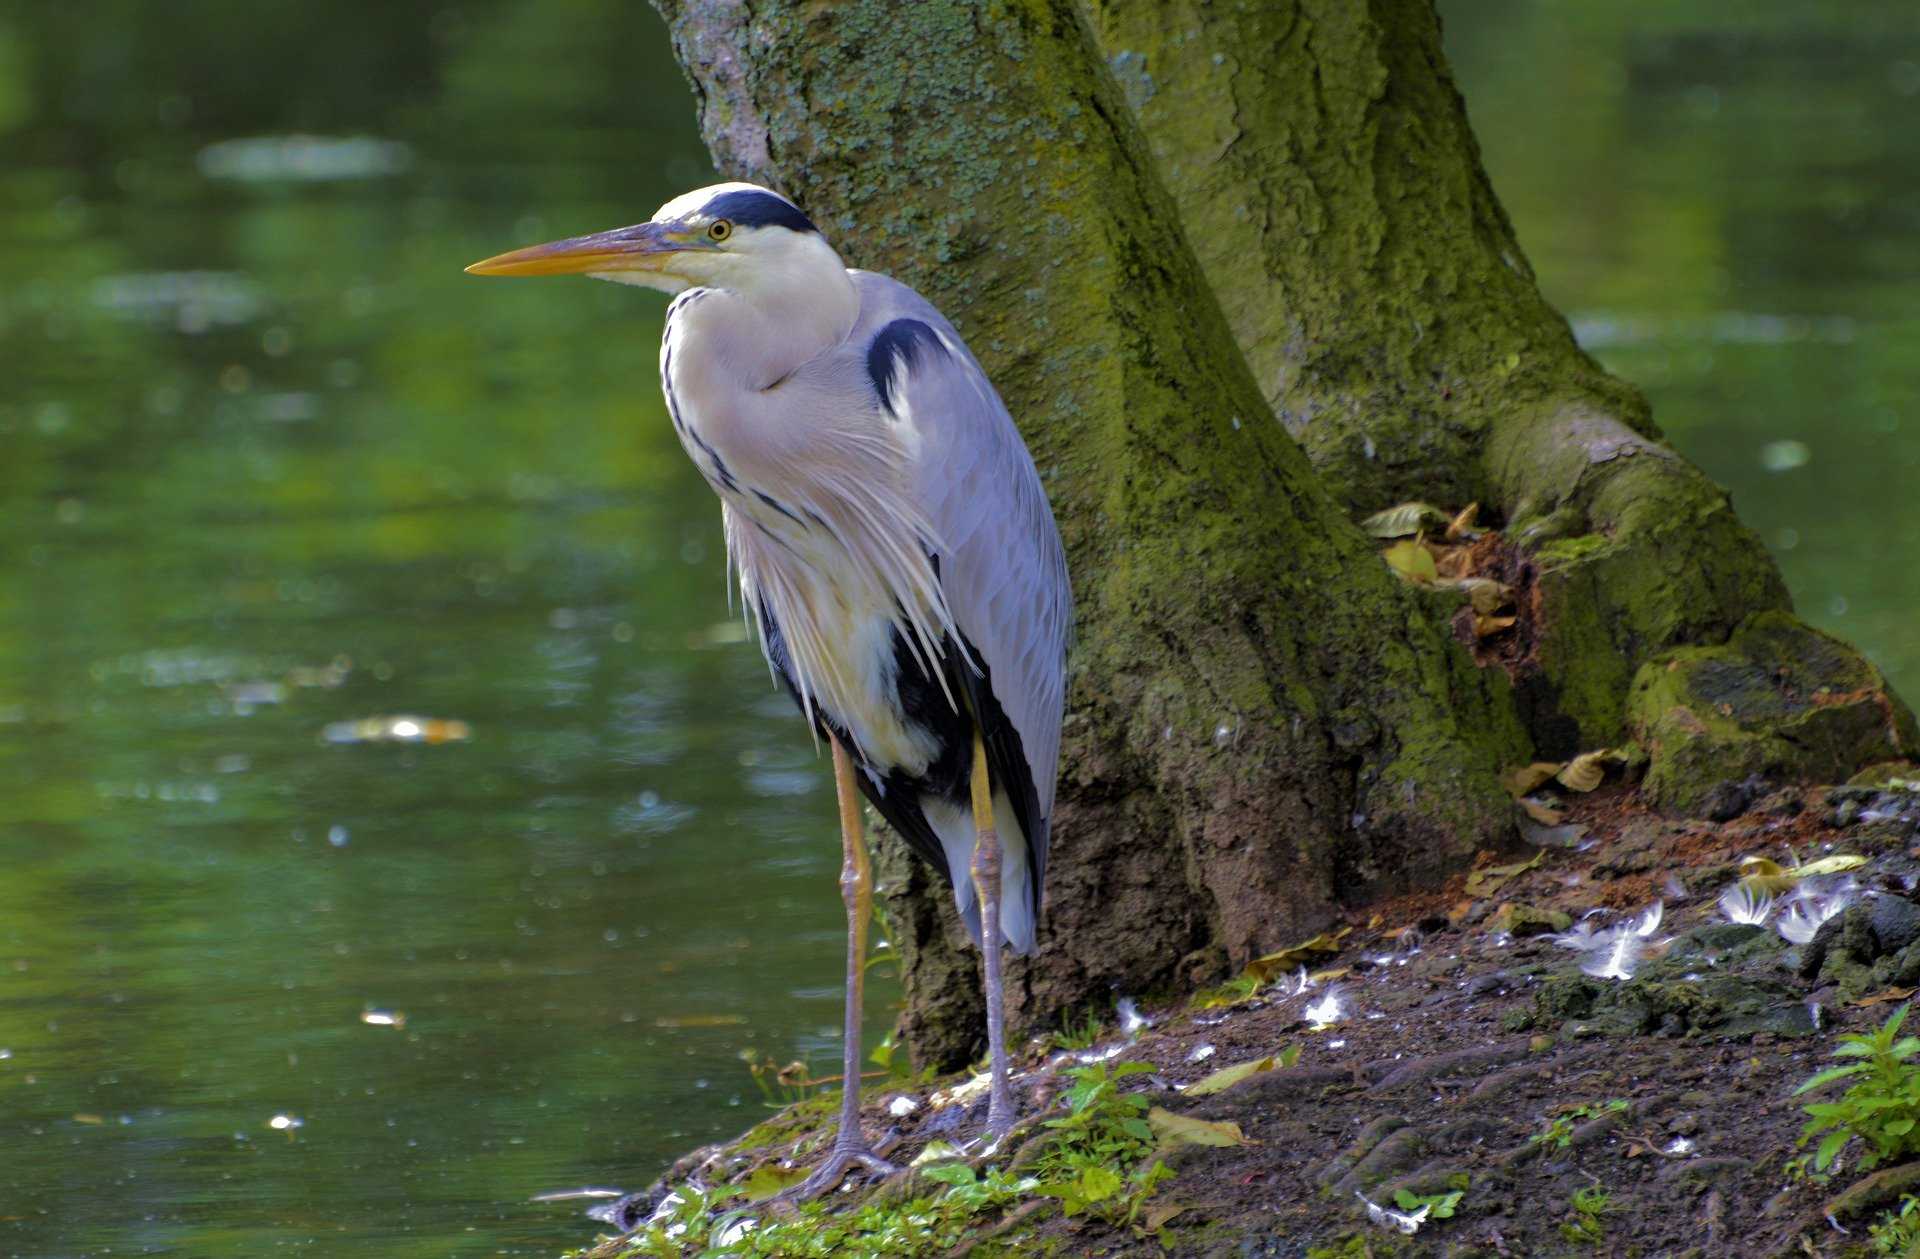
<box><xmin>854</xmin><ymin>272</ymin><xmax>1072</xmax><ymax>891</ymax></box>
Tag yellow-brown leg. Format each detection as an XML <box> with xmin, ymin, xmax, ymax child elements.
<box><xmin>970</xmin><ymin>728</ymin><xmax>1017</xmax><ymax>1136</ymax></box>
<box><xmin>785</xmin><ymin>735</ymin><xmax>899</xmax><ymax>1199</ymax></box>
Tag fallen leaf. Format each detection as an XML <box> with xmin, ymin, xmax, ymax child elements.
<box><xmin>1433</xmin><ymin>546</ymin><xmax>1474</xmax><ymax>580</ymax></box>
<box><xmin>1473</xmin><ymin>613</ymin><xmax>1518</xmax><ymax>638</ymax></box>
<box><xmin>1557</xmin><ymin>749</ymin><xmax>1621</xmax><ymax>793</ymax></box>
<box><xmin>1739</xmin><ymin>852</ymin><xmax>1868</xmax><ymax>896</ymax></box>
<box><xmin>1148</xmin><ymin>1107</ymin><xmax>1254</xmax><ymax>1150</ymax></box>
<box><xmin>1185</xmin><ymin>1045</ymin><xmax>1303</xmax><ymax>1097</ymax></box>
<box><xmin>1464</xmin><ymin>851</ymin><xmax>1544</xmax><ymax>898</ymax></box>
<box><xmin>1486</xmin><ymin>902</ymin><xmax>1573</xmax><ymax>936</ymax></box>
<box><xmin>1381</xmin><ymin>538</ymin><xmax>1441</xmax><ymax>584</ymax></box>
<box><xmin>1144</xmin><ymin>1201</ymin><xmax>1189</xmax><ymax>1230</ymax></box>
<box><xmin>1502</xmin><ymin>762</ymin><xmax>1564</xmax><ymax>797</ymax></box>
<box><xmin>1519</xmin><ymin>818</ymin><xmax>1589</xmax><ymax>848</ymax></box>
<box><xmin>1446</xmin><ymin>502</ymin><xmax>1481</xmax><ymax>540</ymax></box>
<box><xmin>1519</xmin><ymin>796</ymin><xmax>1567</xmax><ymax>825</ymax></box>
<box><xmin>1797</xmin><ymin>854</ymin><xmax>1868</xmax><ymax>877</ymax></box>
<box><xmin>1361</xmin><ymin>502</ymin><xmax>1442</xmax><ymax>538</ymax></box>
<box><xmin>1453</xmin><ymin>576</ymin><xmax>1512</xmax><ymax>614</ymax></box>
<box><xmin>1850</xmin><ymin>988</ymin><xmax>1918</xmax><ymax>1008</ymax></box>
<box><xmin>1244</xmin><ymin>928</ymin><xmax>1352</xmax><ymax>981</ymax></box>
<box><xmin>1738</xmin><ymin>857</ymin><xmax>1797</xmax><ymax>896</ymax></box>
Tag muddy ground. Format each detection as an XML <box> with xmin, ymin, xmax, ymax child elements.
<box><xmin>567</xmin><ymin>778</ymin><xmax>1920</xmax><ymax>1257</ymax></box>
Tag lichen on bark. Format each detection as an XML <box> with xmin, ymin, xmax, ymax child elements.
<box><xmin>650</xmin><ymin>0</ymin><xmax>1527</xmax><ymax>1066</ymax></box>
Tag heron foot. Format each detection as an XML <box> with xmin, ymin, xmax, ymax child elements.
<box><xmin>777</xmin><ymin>1142</ymin><xmax>901</xmax><ymax>1203</ymax></box>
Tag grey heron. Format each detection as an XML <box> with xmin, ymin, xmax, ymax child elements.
<box><xmin>467</xmin><ymin>182</ymin><xmax>1071</xmax><ymax>1196</ymax></box>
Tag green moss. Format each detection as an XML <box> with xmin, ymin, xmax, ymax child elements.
<box><xmin>1532</xmin><ymin>533</ymin><xmax>1611</xmax><ymax>567</ymax></box>
<box><xmin>1630</xmin><ymin>612</ymin><xmax>1917</xmax><ymax>812</ymax></box>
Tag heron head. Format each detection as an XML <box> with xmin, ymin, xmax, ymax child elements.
<box><xmin>464</xmin><ymin>182</ymin><xmax>836</xmax><ymax>297</ymax></box>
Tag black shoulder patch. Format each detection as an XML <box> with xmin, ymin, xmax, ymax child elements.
<box><xmin>866</xmin><ymin>319</ymin><xmax>944</xmax><ymax>416</ymax></box>
<box><xmin>700</xmin><ymin>189</ymin><xmax>818</xmax><ymax>235</ymax></box>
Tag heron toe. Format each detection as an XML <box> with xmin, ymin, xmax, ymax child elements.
<box><xmin>779</xmin><ymin>1141</ymin><xmax>901</xmax><ymax>1202</ymax></box>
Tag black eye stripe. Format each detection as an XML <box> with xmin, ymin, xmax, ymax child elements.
<box><xmin>699</xmin><ymin>189</ymin><xmax>819</xmax><ymax>235</ymax></box>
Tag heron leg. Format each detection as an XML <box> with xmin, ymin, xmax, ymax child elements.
<box><xmin>783</xmin><ymin>735</ymin><xmax>899</xmax><ymax>1201</ymax></box>
<box><xmin>970</xmin><ymin>728</ymin><xmax>1017</xmax><ymax>1137</ymax></box>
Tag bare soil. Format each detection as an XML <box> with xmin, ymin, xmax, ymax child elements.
<box><xmin>575</xmin><ymin>778</ymin><xmax>1920</xmax><ymax>1258</ymax></box>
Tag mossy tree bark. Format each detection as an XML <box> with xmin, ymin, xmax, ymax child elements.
<box><xmin>1083</xmin><ymin>0</ymin><xmax>1915</xmax><ymax>805</ymax></box>
<box><xmin>651</xmin><ymin>0</ymin><xmax>1528</xmax><ymax>1066</ymax></box>
<box><xmin>648</xmin><ymin>0</ymin><xmax>1912</xmax><ymax>1066</ymax></box>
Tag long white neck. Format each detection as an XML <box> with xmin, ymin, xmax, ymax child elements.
<box><xmin>679</xmin><ymin>234</ymin><xmax>859</xmax><ymax>393</ymax></box>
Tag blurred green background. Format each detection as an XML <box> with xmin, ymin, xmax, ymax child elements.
<box><xmin>0</xmin><ymin>2</ymin><xmax>1914</xmax><ymax>1254</ymax></box>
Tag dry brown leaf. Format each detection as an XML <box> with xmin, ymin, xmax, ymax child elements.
<box><xmin>1739</xmin><ymin>853</ymin><xmax>1868</xmax><ymax>897</ymax></box>
<box><xmin>1361</xmin><ymin>502</ymin><xmax>1442</xmax><ymax>538</ymax></box>
<box><xmin>1556</xmin><ymin>749</ymin><xmax>1621</xmax><ymax>793</ymax></box>
<box><xmin>1144</xmin><ymin>1201</ymin><xmax>1189</xmax><ymax>1230</ymax></box>
<box><xmin>1447</xmin><ymin>502</ymin><xmax>1482</xmax><ymax>540</ymax></box>
<box><xmin>1501</xmin><ymin>762</ymin><xmax>1564</xmax><ymax>797</ymax></box>
<box><xmin>1186</xmin><ymin>1045</ymin><xmax>1302</xmax><ymax>1097</ymax></box>
<box><xmin>1455</xmin><ymin>576</ymin><xmax>1513</xmax><ymax>614</ymax></box>
<box><xmin>1518</xmin><ymin>796</ymin><xmax>1566</xmax><ymax>825</ymax></box>
<box><xmin>1473</xmin><ymin>613</ymin><xmax>1518</xmax><ymax>639</ymax></box>
<box><xmin>1148</xmin><ymin>1107</ymin><xmax>1255</xmax><ymax>1150</ymax></box>
<box><xmin>1244</xmin><ymin>928</ymin><xmax>1352</xmax><ymax>981</ymax></box>
<box><xmin>1851</xmin><ymin>988</ymin><xmax>1918</xmax><ymax>1007</ymax></box>
<box><xmin>1465</xmin><ymin>851</ymin><xmax>1544</xmax><ymax>898</ymax></box>
<box><xmin>1434</xmin><ymin>545</ymin><xmax>1474</xmax><ymax>580</ymax></box>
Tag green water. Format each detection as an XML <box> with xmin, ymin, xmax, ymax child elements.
<box><xmin>1</xmin><ymin>3</ymin><xmax>1916</xmax><ymax>1256</ymax></box>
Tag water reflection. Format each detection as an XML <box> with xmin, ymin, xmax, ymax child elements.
<box><xmin>0</xmin><ymin>4</ymin><xmax>877</xmax><ymax>1256</ymax></box>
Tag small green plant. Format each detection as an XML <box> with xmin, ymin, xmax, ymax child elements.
<box><xmin>1392</xmin><ymin>1187</ymin><xmax>1464</xmax><ymax>1219</ymax></box>
<box><xmin>1189</xmin><ymin>972</ymin><xmax>1263</xmax><ymax>1010</ymax></box>
<box><xmin>1529</xmin><ymin>1099</ymin><xmax>1628</xmax><ymax>1150</ymax></box>
<box><xmin>605</xmin><ymin>1164</ymin><xmax>1041</xmax><ymax>1259</ymax></box>
<box><xmin>1034</xmin><ymin>1061</ymin><xmax>1173</xmax><ymax>1224</ymax></box>
<box><xmin>1796</xmin><ymin>1003</ymin><xmax>1920</xmax><ymax>1173</ymax></box>
<box><xmin>1871</xmin><ymin>1193</ymin><xmax>1920</xmax><ymax>1257</ymax></box>
<box><xmin>1050</xmin><ymin>1006</ymin><xmax>1106</xmax><ymax>1051</ymax></box>
<box><xmin>1560</xmin><ymin>1185</ymin><xmax>1612</xmax><ymax>1245</ymax></box>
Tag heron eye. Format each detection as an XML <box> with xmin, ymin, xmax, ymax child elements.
<box><xmin>708</xmin><ymin>220</ymin><xmax>733</xmax><ymax>242</ymax></box>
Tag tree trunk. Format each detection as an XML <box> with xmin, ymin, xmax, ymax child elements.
<box><xmin>1083</xmin><ymin>0</ymin><xmax>1916</xmax><ymax>806</ymax></box>
<box><xmin>651</xmin><ymin>0</ymin><xmax>1530</xmax><ymax>1065</ymax></box>
<box><xmin>648</xmin><ymin>0</ymin><xmax>1913</xmax><ymax>1066</ymax></box>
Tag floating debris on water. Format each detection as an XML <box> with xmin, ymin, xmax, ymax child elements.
<box><xmin>267</xmin><ymin>1113</ymin><xmax>303</xmax><ymax>1131</ymax></box>
<box><xmin>90</xmin><ymin>271</ymin><xmax>266</xmax><ymax>331</ymax></box>
<box><xmin>198</xmin><ymin>134</ymin><xmax>413</xmax><ymax>183</ymax></box>
<box><xmin>322</xmin><ymin>715</ymin><xmax>472</xmax><ymax>745</ymax></box>
<box><xmin>653</xmin><ymin>1014</ymin><xmax>748</xmax><ymax>1029</ymax></box>
<box><xmin>360</xmin><ymin>1009</ymin><xmax>406</xmax><ymax>1029</ymax></box>
<box><xmin>1759</xmin><ymin>439</ymin><xmax>1811</xmax><ymax>472</ymax></box>
<box><xmin>530</xmin><ymin>1187</ymin><xmax>625</xmax><ymax>1203</ymax></box>
<box><xmin>225</xmin><ymin>680</ymin><xmax>287</xmax><ymax>712</ymax></box>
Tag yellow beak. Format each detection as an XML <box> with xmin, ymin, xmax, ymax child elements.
<box><xmin>464</xmin><ymin>221</ymin><xmax>683</xmax><ymax>278</ymax></box>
